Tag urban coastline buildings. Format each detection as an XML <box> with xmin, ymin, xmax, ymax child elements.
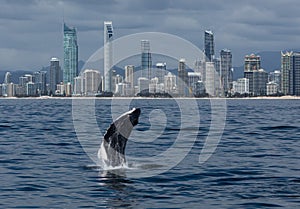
<box><xmin>3</xmin><ymin>20</ymin><xmax>300</xmax><ymax>98</ymax></box>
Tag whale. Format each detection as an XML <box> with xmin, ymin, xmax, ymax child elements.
<box><xmin>98</xmin><ymin>108</ymin><xmax>141</xmax><ymax>167</ymax></box>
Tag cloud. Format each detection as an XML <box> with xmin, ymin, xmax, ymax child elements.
<box><xmin>0</xmin><ymin>0</ymin><xmax>300</xmax><ymax>71</ymax></box>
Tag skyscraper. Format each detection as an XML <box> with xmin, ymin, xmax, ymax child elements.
<box><xmin>49</xmin><ymin>57</ymin><xmax>61</xmax><ymax>95</ymax></box>
<box><xmin>281</xmin><ymin>51</ymin><xmax>292</xmax><ymax>95</ymax></box>
<box><xmin>63</xmin><ymin>23</ymin><xmax>78</xmax><ymax>88</ymax></box>
<box><xmin>244</xmin><ymin>54</ymin><xmax>263</xmax><ymax>96</ymax></box>
<box><xmin>141</xmin><ymin>40</ymin><xmax>152</xmax><ymax>79</ymax></box>
<box><xmin>104</xmin><ymin>21</ymin><xmax>113</xmax><ymax>92</ymax></box>
<box><xmin>178</xmin><ymin>58</ymin><xmax>188</xmax><ymax>97</ymax></box>
<box><xmin>204</xmin><ymin>30</ymin><xmax>214</xmax><ymax>62</ymax></box>
<box><xmin>220</xmin><ymin>49</ymin><xmax>233</xmax><ymax>94</ymax></box>
<box><xmin>290</xmin><ymin>52</ymin><xmax>300</xmax><ymax>96</ymax></box>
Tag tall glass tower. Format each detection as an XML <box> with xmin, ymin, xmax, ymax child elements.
<box><xmin>204</xmin><ymin>30</ymin><xmax>214</xmax><ymax>62</ymax></box>
<box><xmin>104</xmin><ymin>21</ymin><xmax>113</xmax><ymax>92</ymax></box>
<box><xmin>141</xmin><ymin>40</ymin><xmax>152</xmax><ymax>79</ymax></box>
<box><xmin>63</xmin><ymin>23</ymin><xmax>78</xmax><ymax>88</ymax></box>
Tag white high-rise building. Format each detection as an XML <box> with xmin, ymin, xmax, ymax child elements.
<box><xmin>104</xmin><ymin>21</ymin><xmax>113</xmax><ymax>92</ymax></box>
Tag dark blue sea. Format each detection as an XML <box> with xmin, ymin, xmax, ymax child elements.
<box><xmin>1</xmin><ymin>98</ymin><xmax>299</xmax><ymax>208</ymax></box>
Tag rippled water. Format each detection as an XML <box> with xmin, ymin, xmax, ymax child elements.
<box><xmin>1</xmin><ymin>98</ymin><xmax>299</xmax><ymax>208</ymax></box>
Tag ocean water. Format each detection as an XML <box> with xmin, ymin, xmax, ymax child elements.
<box><xmin>0</xmin><ymin>98</ymin><xmax>299</xmax><ymax>208</ymax></box>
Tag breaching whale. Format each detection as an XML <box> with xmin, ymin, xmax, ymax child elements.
<box><xmin>98</xmin><ymin>108</ymin><xmax>141</xmax><ymax>167</ymax></box>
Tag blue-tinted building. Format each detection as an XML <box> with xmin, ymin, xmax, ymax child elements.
<box><xmin>63</xmin><ymin>23</ymin><xmax>78</xmax><ymax>88</ymax></box>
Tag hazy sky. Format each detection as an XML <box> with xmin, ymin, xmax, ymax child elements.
<box><xmin>1</xmin><ymin>0</ymin><xmax>300</xmax><ymax>71</ymax></box>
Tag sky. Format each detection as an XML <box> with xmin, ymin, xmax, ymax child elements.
<box><xmin>1</xmin><ymin>0</ymin><xmax>300</xmax><ymax>71</ymax></box>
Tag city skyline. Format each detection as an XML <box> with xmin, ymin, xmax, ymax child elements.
<box><xmin>1</xmin><ymin>0</ymin><xmax>300</xmax><ymax>71</ymax></box>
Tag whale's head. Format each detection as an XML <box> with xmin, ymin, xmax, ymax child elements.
<box><xmin>129</xmin><ymin>108</ymin><xmax>141</xmax><ymax>127</ymax></box>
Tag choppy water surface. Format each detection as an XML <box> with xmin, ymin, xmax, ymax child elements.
<box><xmin>0</xmin><ymin>98</ymin><xmax>299</xmax><ymax>208</ymax></box>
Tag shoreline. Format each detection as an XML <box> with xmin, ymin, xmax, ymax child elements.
<box><xmin>1</xmin><ymin>96</ymin><xmax>300</xmax><ymax>100</ymax></box>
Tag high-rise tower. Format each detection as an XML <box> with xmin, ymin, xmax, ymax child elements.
<box><xmin>204</xmin><ymin>30</ymin><xmax>214</xmax><ymax>62</ymax></box>
<box><xmin>178</xmin><ymin>58</ymin><xmax>188</xmax><ymax>97</ymax></box>
<box><xmin>49</xmin><ymin>57</ymin><xmax>61</xmax><ymax>95</ymax></box>
<box><xmin>63</xmin><ymin>23</ymin><xmax>78</xmax><ymax>88</ymax></box>
<box><xmin>104</xmin><ymin>21</ymin><xmax>113</xmax><ymax>92</ymax></box>
<box><xmin>281</xmin><ymin>51</ymin><xmax>292</xmax><ymax>95</ymax></box>
<box><xmin>220</xmin><ymin>49</ymin><xmax>233</xmax><ymax>94</ymax></box>
<box><xmin>141</xmin><ymin>40</ymin><xmax>152</xmax><ymax>79</ymax></box>
<box><xmin>290</xmin><ymin>52</ymin><xmax>300</xmax><ymax>96</ymax></box>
